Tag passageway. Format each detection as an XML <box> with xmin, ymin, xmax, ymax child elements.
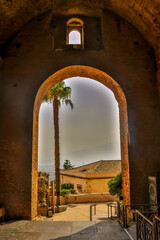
<box><xmin>1</xmin><ymin>0</ymin><xmax>160</xmax><ymax>230</ymax></box>
<box><xmin>0</xmin><ymin>220</ymin><xmax>130</xmax><ymax>240</ymax></box>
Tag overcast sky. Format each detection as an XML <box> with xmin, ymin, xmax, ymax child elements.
<box><xmin>38</xmin><ymin>77</ymin><xmax>121</xmax><ymax>170</ymax></box>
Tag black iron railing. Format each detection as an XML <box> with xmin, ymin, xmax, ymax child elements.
<box><xmin>125</xmin><ymin>204</ymin><xmax>160</xmax><ymax>227</ymax></box>
<box><xmin>117</xmin><ymin>201</ymin><xmax>125</xmax><ymax>227</ymax></box>
<box><xmin>89</xmin><ymin>201</ymin><xmax>160</xmax><ymax>239</ymax></box>
<box><xmin>154</xmin><ymin>216</ymin><xmax>160</xmax><ymax>240</ymax></box>
<box><xmin>136</xmin><ymin>210</ymin><xmax>154</xmax><ymax>240</ymax></box>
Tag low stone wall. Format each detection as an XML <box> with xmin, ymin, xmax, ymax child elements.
<box><xmin>54</xmin><ymin>193</ymin><xmax>116</xmax><ymax>205</ymax></box>
<box><xmin>54</xmin><ymin>196</ymin><xmax>66</xmax><ymax>205</ymax></box>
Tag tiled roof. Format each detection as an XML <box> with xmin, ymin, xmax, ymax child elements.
<box><xmin>67</xmin><ymin>160</ymin><xmax>121</xmax><ymax>173</ymax></box>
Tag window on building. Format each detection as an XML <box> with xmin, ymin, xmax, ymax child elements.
<box><xmin>77</xmin><ymin>184</ymin><xmax>82</xmax><ymax>193</ymax></box>
<box><xmin>66</xmin><ymin>18</ymin><xmax>84</xmax><ymax>49</ymax></box>
<box><xmin>67</xmin><ymin>183</ymin><xmax>74</xmax><ymax>189</ymax></box>
<box><xmin>69</xmin><ymin>30</ymin><xmax>81</xmax><ymax>45</ymax></box>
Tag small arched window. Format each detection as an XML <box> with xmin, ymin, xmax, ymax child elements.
<box><xmin>69</xmin><ymin>30</ymin><xmax>81</xmax><ymax>45</ymax></box>
<box><xmin>66</xmin><ymin>18</ymin><xmax>84</xmax><ymax>49</ymax></box>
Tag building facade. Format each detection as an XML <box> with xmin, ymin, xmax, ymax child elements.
<box><xmin>60</xmin><ymin>160</ymin><xmax>121</xmax><ymax>194</ymax></box>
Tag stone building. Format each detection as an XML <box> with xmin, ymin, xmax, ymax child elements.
<box><xmin>0</xmin><ymin>0</ymin><xmax>160</xmax><ymax>220</ymax></box>
<box><xmin>60</xmin><ymin>160</ymin><xmax>121</xmax><ymax>194</ymax></box>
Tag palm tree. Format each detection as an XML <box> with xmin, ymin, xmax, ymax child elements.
<box><xmin>43</xmin><ymin>81</ymin><xmax>73</xmax><ymax>207</ymax></box>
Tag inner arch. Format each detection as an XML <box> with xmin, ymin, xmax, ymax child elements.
<box><xmin>38</xmin><ymin>77</ymin><xmax>121</xmax><ymax>170</ymax></box>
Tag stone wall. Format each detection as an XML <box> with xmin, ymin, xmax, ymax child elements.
<box><xmin>54</xmin><ymin>193</ymin><xmax>116</xmax><ymax>205</ymax></box>
<box><xmin>0</xmin><ymin>10</ymin><xmax>160</xmax><ymax>219</ymax></box>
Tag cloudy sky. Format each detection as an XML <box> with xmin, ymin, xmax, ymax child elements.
<box><xmin>38</xmin><ymin>77</ymin><xmax>121</xmax><ymax>171</ymax></box>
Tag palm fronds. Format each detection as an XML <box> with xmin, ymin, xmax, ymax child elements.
<box><xmin>43</xmin><ymin>81</ymin><xmax>74</xmax><ymax>109</ymax></box>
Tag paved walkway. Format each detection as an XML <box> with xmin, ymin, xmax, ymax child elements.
<box><xmin>0</xmin><ymin>204</ymin><xmax>130</xmax><ymax>239</ymax></box>
<box><xmin>36</xmin><ymin>204</ymin><xmax>116</xmax><ymax>221</ymax></box>
<box><xmin>0</xmin><ymin>220</ymin><xmax>130</xmax><ymax>240</ymax></box>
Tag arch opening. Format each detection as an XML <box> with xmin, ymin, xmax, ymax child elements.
<box><xmin>32</xmin><ymin>65</ymin><xmax>130</xmax><ymax>219</ymax></box>
<box><xmin>69</xmin><ymin>30</ymin><xmax>81</xmax><ymax>45</ymax></box>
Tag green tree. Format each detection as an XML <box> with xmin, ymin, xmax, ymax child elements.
<box><xmin>43</xmin><ymin>81</ymin><xmax>74</xmax><ymax>207</ymax></box>
<box><xmin>107</xmin><ymin>172</ymin><xmax>122</xmax><ymax>197</ymax></box>
<box><xmin>63</xmin><ymin>160</ymin><xmax>74</xmax><ymax>170</ymax></box>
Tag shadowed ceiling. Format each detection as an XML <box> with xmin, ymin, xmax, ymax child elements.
<box><xmin>0</xmin><ymin>0</ymin><xmax>160</xmax><ymax>51</ymax></box>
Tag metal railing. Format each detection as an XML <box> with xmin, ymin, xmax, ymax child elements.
<box><xmin>154</xmin><ymin>216</ymin><xmax>160</xmax><ymax>240</ymax></box>
<box><xmin>136</xmin><ymin>210</ymin><xmax>154</xmax><ymax>240</ymax></box>
<box><xmin>89</xmin><ymin>201</ymin><xmax>160</xmax><ymax>239</ymax></box>
<box><xmin>125</xmin><ymin>204</ymin><xmax>160</xmax><ymax>227</ymax></box>
<box><xmin>90</xmin><ymin>202</ymin><xmax>117</xmax><ymax>221</ymax></box>
<box><xmin>89</xmin><ymin>201</ymin><xmax>158</xmax><ymax>227</ymax></box>
<box><xmin>107</xmin><ymin>202</ymin><xmax>118</xmax><ymax>219</ymax></box>
<box><xmin>135</xmin><ymin>211</ymin><xmax>160</xmax><ymax>240</ymax></box>
<box><xmin>117</xmin><ymin>201</ymin><xmax>125</xmax><ymax>227</ymax></box>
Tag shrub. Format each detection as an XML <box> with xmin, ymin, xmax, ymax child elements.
<box><xmin>61</xmin><ymin>184</ymin><xmax>70</xmax><ymax>189</ymax></box>
<box><xmin>70</xmin><ymin>189</ymin><xmax>76</xmax><ymax>194</ymax></box>
<box><xmin>107</xmin><ymin>172</ymin><xmax>122</xmax><ymax>197</ymax></box>
<box><xmin>61</xmin><ymin>183</ymin><xmax>74</xmax><ymax>189</ymax></box>
<box><xmin>60</xmin><ymin>189</ymin><xmax>70</xmax><ymax>196</ymax></box>
<box><xmin>54</xmin><ymin>187</ymin><xmax>76</xmax><ymax>196</ymax></box>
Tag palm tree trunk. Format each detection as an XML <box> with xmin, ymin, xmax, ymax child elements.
<box><xmin>53</xmin><ymin>95</ymin><xmax>60</xmax><ymax>207</ymax></box>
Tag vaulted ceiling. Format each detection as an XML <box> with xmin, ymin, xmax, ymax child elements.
<box><xmin>0</xmin><ymin>0</ymin><xmax>160</xmax><ymax>51</ymax></box>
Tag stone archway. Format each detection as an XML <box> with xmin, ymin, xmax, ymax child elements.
<box><xmin>32</xmin><ymin>65</ymin><xmax>130</xmax><ymax>219</ymax></box>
